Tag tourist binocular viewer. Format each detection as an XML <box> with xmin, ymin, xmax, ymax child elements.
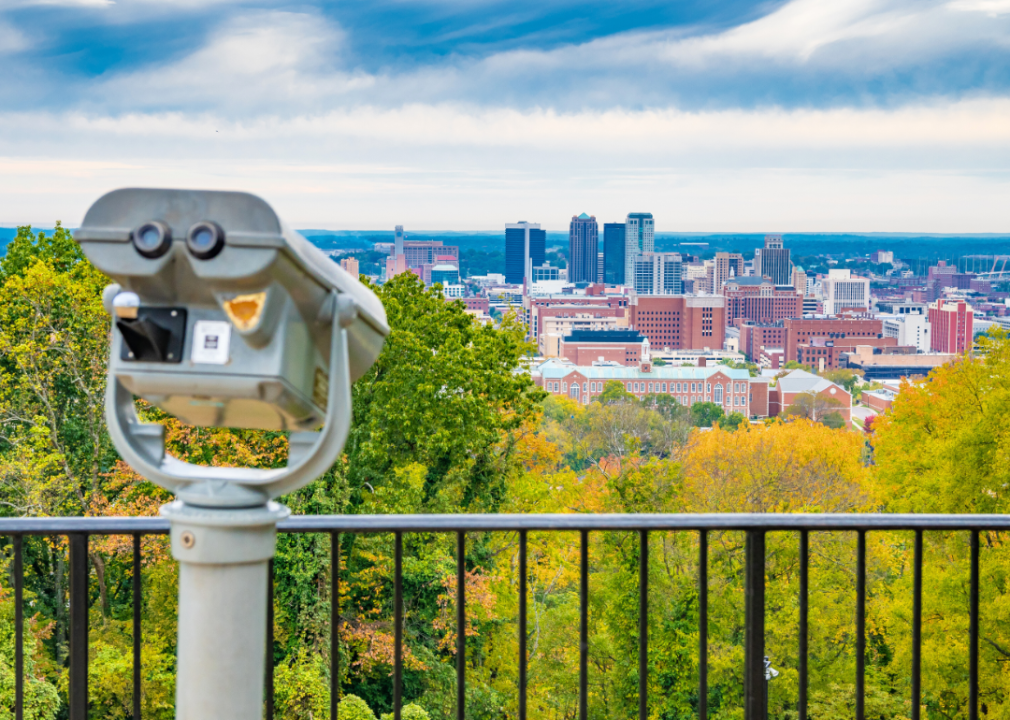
<box><xmin>76</xmin><ymin>188</ymin><xmax>389</xmax><ymax>507</ymax></box>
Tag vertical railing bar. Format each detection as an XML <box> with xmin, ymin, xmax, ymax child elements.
<box><xmin>394</xmin><ymin>532</ymin><xmax>403</xmax><ymax>720</ymax></box>
<box><xmin>638</xmin><ymin>529</ymin><xmax>648</xmax><ymax>720</ymax></box>
<box><xmin>912</xmin><ymin>530</ymin><xmax>922</xmax><ymax>720</ymax></box>
<box><xmin>456</xmin><ymin>531</ymin><xmax>466</xmax><ymax>720</ymax></box>
<box><xmin>579</xmin><ymin>529</ymin><xmax>589</xmax><ymax>720</ymax></box>
<box><xmin>265</xmin><ymin>558</ymin><xmax>274</xmax><ymax>720</ymax></box>
<box><xmin>970</xmin><ymin>529</ymin><xmax>979</xmax><ymax>720</ymax></box>
<box><xmin>799</xmin><ymin>530</ymin><xmax>808</xmax><ymax>720</ymax></box>
<box><xmin>331</xmin><ymin>532</ymin><xmax>340</xmax><ymax>718</ymax></box>
<box><xmin>699</xmin><ymin>530</ymin><xmax>708</xmax><ymax>720</ymax></box>
<box><xmin>519</xmin><ymin>530</ymin><xmax>528</xmax><ymax>720</ymax></box>
<box><xmin>744</xmin><ymin>530</ymin><xmax>766</xmax><ymax>720</ymax></box>
<box><xmin>856</xmin><ymin>531</ymin><xmax>866</xmax><ymax>720</ymax></box>
<box><xmin>132</xmin><ymin>534</ymin><xmax>142</xmax><ymax>720</ymax></box>
<box><xmin>68</xmin><ymin>533</ymin><xmax>89</xmax><ymax>720</ymax></box>
<box><xmin>14</xmin><ymin>535</ymin><xmax>24</xmax><ymax>720</ymax></box>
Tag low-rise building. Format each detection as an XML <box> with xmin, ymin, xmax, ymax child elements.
<box><xmin>559</xmin><ymin>329</ymin><xmax>648</xmax><ymax>366</ymax></box>
<box><xmin>533</xmin><ymin>359</ymin><xmax>757</xmax><ymax>415</ymax></box>
<box><xmin>769</xmin><ymin>370</ymin><xmax>852</xmax><ymax>423</ymax></box>
<box><xmin>840</xmin><ymin>345</ymin><xmax>958</xmax><ymax>380</ymax></box>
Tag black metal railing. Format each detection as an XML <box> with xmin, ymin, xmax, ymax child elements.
<box><xmin>1</xmin><ymin>513</ymin><xmax>1006</xmax><ymax>720</ymax></box>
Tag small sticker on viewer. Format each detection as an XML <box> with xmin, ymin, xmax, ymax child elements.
<box><xmin>191</xmin><ymin>321</ymin><xmax>231</xmax><ymax>364</ymax></box>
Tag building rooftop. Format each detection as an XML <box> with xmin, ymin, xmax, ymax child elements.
<box><xmin>535</xmin><ymin>358</ymin><xmax>749</xmax><ymax>381</ymax></box>
<box><xmin>564</xmin><ymin>329</ymin><xmax>645</xmax><ymax>343</ymax></box>
<box><xmin>776</xmin><ymin>369</ymin><xmax>841</xmax><ymax>395</ymax></box>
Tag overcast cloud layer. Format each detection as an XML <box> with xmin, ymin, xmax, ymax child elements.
<box><xmin>1</xmin><ymin>0</ymin><xmax>1008</xmax><ymax>230</ymax></box>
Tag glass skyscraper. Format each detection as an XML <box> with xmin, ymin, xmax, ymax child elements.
<box><xmin>505</xmin><ymin>222</ymin><xmax>545</xmax><ymax>285</ymax></box>
<box><xmin>568</xmin><ymin>213</ymin><xmax>598</xmax><ymax>284</ymax></box>
<box><xmin>603</xmin><ymin>223</ymin><xmax>626</xmax><ymax>285</ymax></box>
<box><xmin>625</xmin><ymin>213</ymin><xmax>654</xmax><ymax>285</ymax></box>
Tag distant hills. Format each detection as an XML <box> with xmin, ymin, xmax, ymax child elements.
<box><xmin>2</xmin><ymin>227</ymin><xmax>1007</xmax><ymax>263</ymax></box>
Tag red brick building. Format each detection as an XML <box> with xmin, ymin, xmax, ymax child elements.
<box><xmin>559</xmin><ymin>330</ymin><xmax>647</xmax><ymax>366</ymax></box>
<box><xmin>461</xmin><ymin>297</ymin><xmax>489</xmax><ymax>314</ymax></box>
<box><xmin>928</xmin><ymin>299</ymin><xmax>974</xmax><ymax>354</ymax></box>
<box><xmin>629</xmin><ymin>295</ymin><xmax>725</xmax><ymax>351</ymax></box>
<box><xmin>738</xmin><ymin>322</ymin><xmax>787</xmax><ymax>365</ymax></box>
<box><xmin>783</xmin><ymin>317</ymin><xmax>897</xmax><ymax>369</ymax></box>
<box><xmin>769</xmin><ymin>369</ymin><xmax>852</xmax><ymax>423</ymax></box>
<box><xmin>723</xmin><ymin>278</ymin><xmax>803</xmax><ymax>326</ymax></box>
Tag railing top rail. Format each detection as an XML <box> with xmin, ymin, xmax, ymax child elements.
<box><xmin>1</xmin><ymin>512</ymin><xmax>1010</xmax><ymax>535</ymax></box>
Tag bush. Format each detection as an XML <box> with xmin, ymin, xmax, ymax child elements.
<box><xmin>380</xmin><ymin>704</ymin><xmax>430</xmax><ymax>720</ymax></box>
<box><xmin>338</xmin><ymin>694</ymin><xmax>377</xmax><ymax>720</ymax></box>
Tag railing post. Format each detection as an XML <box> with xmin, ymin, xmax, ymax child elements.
<box><xmin>744</xmin><ymin>530</ymin><xmax>766</xmax><ymax>720</ymax></box>
<box><xmin>68</xmin><ymin>533</ymin><xmax>89</xmax><ymax>720</ymax></box>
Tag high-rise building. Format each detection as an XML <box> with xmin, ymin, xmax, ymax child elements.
<box><xmin>339</xmin><ymin>256</ymin><xmax>359</xmax><ymax>276</ymax></box>
<box><xmin>711</xmin><ymin>253</ymin><xmax>745</xmax><ymax>294</ymax></box>
<box><xmin>929</xmin><ymin>299</ymin><xmax>973</xmax><ymax>354</ymax></box>
<box><xmin>723</xmin><ymin>278</ymin><xmax>803</xmax><ymax>326</ymax></box>
<box><xmin>625</xmin><ymin>213</ymin><xmax>654</xmax><ymax>285</ymax></box>
<box><xmin>791</xmin><ymin>266</ymin><xmax>808</xmax><ymax>295</ymax></box>
<box><xmin>632</xmin><ymin>253</ymin><xmax>683</xmax><ymax>295</ymax></box>
<box><xmin>568</xmin><ymin>213</ymin><xmax>598</xmax><ymax>284</ymax></box>
<box><xmin>430</xmin><ymin>263</ymin><xmax>460</xmax><ymax>286</ymax></box>
<box><xmin>603</xmin><ymin>223</ymin><xmax>626</xmax><ymax>285</ymax></box>
<box><xmin>394</xmin><ymin>225</ymin><xmax>404</xmax><ymax>256</ymax></box>
<box><xmin>597</xmin><ymin>252</ymin><xmax>604</xmax><ymax>283</ymax></box>
<box><xmin>822</xmin><ymin>269</ymin><xmax>870</xmax><ymax>315</ymax></box>
<box><xmin>505</xmin><ymin>222</ymin><xmax>546</xmax><ymax>285</ymax></box>
<box><xmin>754</xmin><ymin>234</ymin><xmax>791</xmax><ymax>285</ymax></box>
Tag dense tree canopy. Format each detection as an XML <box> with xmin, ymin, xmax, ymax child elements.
<box><xmin>2</xmin><ymin>226</ymin><xmax>1010</xmax><ymax>719</ymax></box>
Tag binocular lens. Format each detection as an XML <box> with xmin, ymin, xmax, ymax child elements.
<box><xmin>186</xmin><ymin>222</ymin><xmax>225</xmax><ymax>259</ymax></box>
<box><xmin>132</xmin><ymin>221</ymin><xmax>172</xmax><ymax>258</ymax></box>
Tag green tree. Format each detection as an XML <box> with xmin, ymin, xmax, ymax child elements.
<box><xmin>783</xmin><ymin>392</ymin><xmax>845</xmax><ymax>427</ymax></box>
<box><xmin>717</xmin><ymin>411</ymin><xmax>747</xmax><ymax>430</ymax></box>
<box><xmin>689</xmin><ymin>402</ymin><xmax>724</xmax><ymax>428</ymax></box>
<box><xmin>347</xmin><ymin>273</ymin><xmax>543</xmax><ymax>514</ymax></box>
<box><xmin>595</xmin><ymin>380</ymin><xmax>634</xmax><ymax>405</ymax></box>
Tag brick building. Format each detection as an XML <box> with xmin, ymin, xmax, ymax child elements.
<box><xmin>534</xmin><ymin>359</ymin><xmax>758</xmax><ymax>415</ymax></box>
<box><xmin>768</xmin><ymin>369</ymin><xmax>852</xmax><ymax>423</ymax></box>
<box><xmin>629</xmin><ymin>295</ymin><xmax>725</xmax><ymax>351</ymax></box>
<box><xmin>738</xmin><ymin>322</ymin><xmax>787</xmax><ymax>367</ymax></box>
<box><xmin>723</xmin><ymin>278</ymin><xmax>803</xmax><ymax>326</ymax></box>
<box><xmin>461</xmin><ymin>297</ymin><xmax>489</xmax><ymax>314</ymax></box>
<box><xmin>559</xmin><ymin>329</ymin><xmax>647</xmax><ymax>366</ymax></box>
<box><xmin>783</xmin><ymin>317</ymin><xmax>890</xmax><ymax>368</ymax></box>
<box><xmin>526</xmin><ymin>294</ymin><xmax>629</xmax><ymax>338</ymax></box>
<box><xmin>928</xmin><ymin>299</ymin><xmax>974</xmax><ymax>354</ymax></box>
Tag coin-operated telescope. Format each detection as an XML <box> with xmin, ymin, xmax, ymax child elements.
<box><xmin>76</xmin><ymin>188</ymin><xmax>388</xmax><ymax>720</ymax></box>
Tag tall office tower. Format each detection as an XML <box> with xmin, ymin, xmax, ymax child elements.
<box><xmin>568</xmin><ymin>213</ymin><xmax>599</xmax><ymax>283</ymax></box>
<box><xmin>340</xmin><ymin>256</ymin><xmax>359</xmax><ymax>276</ymax></box>
<box><xmin>597</xmin><ymin>253</ymin><xmax>604</xmax><ymax>283</ymax></box>
<box><xmin>394</xmin><ymin>225</ymin><xmax>405</xmax><ymax>256</ymax></box>
<box><xmin>505</xmin><ymin>222</ymin><xmax>546</xmax><ymax>285</ymax></box>
<box><xmin>754</xmin><ymin>234</ymin><xmax>791</xmax><ymax>285</ymax></box>
<box><xmin>625</xmin><ymin>213</ymin><xmax>654</xmax><ymax>284</ymax></box>
<box><xmin>792</xmin><ymin>266</ymin><xmax>808</xmax><ymax>295</ymax></box>
<box><xmin>603</xmin><ymin>223</ymin><xmax>626</xmax><ymax>285</ymax></box>
<box><xmin>822</xmin><ymin>269</ymin><xmax>870</xmax><ymax>315</ymax></box>
<box><xmin>712</xmin><ymin>252</ymin><xmax>745</xmax><ymax>294</ymax></box>
<box><xmin>632</xmin><ymin>253</ymin><xmax>683</xmax><ymax>295</ymax></box>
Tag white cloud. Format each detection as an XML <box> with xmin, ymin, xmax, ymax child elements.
<box><xmin>0</xmin><ymin>99</ymin><xmax>1007</xmax><ymax>230</ymax></box>
<box><xmin>98</xmin><ymin>11</ymin><xmax>373</xmax><ymax>111</ymax></box>
<box><xmin>948</xmin><ymin>0</ymin><xmax>1010</xmax><ymax>15</ymax></box>
<box><xmin>0</xmin><ymin>21</ymin><xmax>28</xmax><ymax>54</ymax></box>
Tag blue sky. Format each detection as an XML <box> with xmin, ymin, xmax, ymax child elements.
<box><xmin>1</xmin><ymin>0</ymin><xmax>1009</xmax><ymax>230</ymax></box>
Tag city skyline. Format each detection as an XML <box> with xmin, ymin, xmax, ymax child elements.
<box><xmin>1</xmin><ymin>0</ymin><xmax>1008</xmax><ymax>230</ymax></box>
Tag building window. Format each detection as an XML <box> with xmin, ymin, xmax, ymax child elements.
<box><xmin>735</xmin><ymin>396</ymin><xmax>740</xmax><ymax>406</ymax></box>
<box><xmin>714</xmin><ymin>385</ymin><xmax>723</xmax><ymax>404</ymax></box>
<box><xmin>662</xmin><ymin>382</ymin><xmax>667</xmax><ymax>392</ymax></box>
<box><xmin>571</xmin><ymin>385</ymin><xmax>580</xmax><ymax>399</ymax></box>
<box><xmin>648</xmin><ymin>383</ymin><xmax>653</xmax><ymax>392</ymax></box>
<box><xmin>707</xmin><ymin>383</ymin><xmax>712</xmax><ymax>393</ymax></box>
